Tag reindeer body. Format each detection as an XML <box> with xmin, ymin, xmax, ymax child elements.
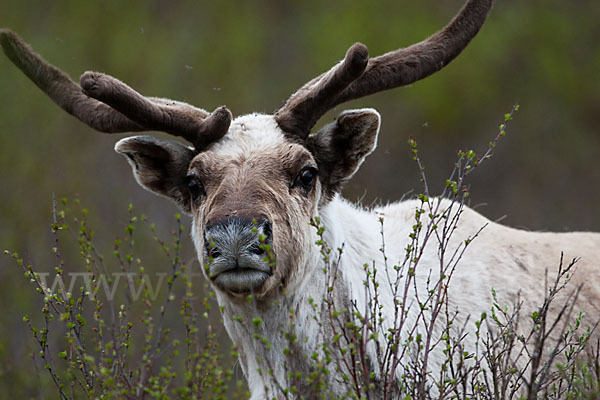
<box><xmin>190</xmin><ymin>125</ymin><xmax>600</xmax><ymax>396</ymax></box>
<box><xmin>188</xmin><ymin>113</ymin><xmax>600</xmax><ymax>398</ymax></box>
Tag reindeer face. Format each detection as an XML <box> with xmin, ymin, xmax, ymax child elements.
<box><xmin>115</xmin><ymin>111</ymin><xmax>380</xmax><ymax>297</ymax></box>
<box><xmin>188</xmin><ymin>114</ymin><xmax>321</xmax><ymax>296</ymax></box>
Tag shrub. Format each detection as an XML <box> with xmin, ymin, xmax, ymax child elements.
<box><xmin>7</xmin><ymin>104</ymin><xmax>600</xmax><ymax>399</ymax></box>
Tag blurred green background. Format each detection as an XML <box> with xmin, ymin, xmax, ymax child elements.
<box><xmin>1</xmin><ymin>0</ymin><xmax>599</xmax><ymax>397</ymax></box>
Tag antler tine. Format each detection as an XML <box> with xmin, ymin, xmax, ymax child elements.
<box><xmin>275</xmin><ymin>43</ymin><xmax>369</xmax><ymax>139</ymax></box>
<box><xmin>336</xmin><ymin>0</ymin><xmax>494</xmax><ymax>103</ymax></box>
<box><xmin>0</xmin><ymin>28</ymin><xmax>142</xmax><ymax>133</ymax></box>
<box><xmin>0</xmin><ymin>28</ymin><xmax>231</xmax><ymax>150</ymax></box>
<box><xmin>79</xmin><ymin>72</ymin><xmax>232</xmax><ymax>149</ymax></box>
<box><xmin>275</xmin><ymin>0</ymin><xmax>494</xmax><ymax>137</ymax></box>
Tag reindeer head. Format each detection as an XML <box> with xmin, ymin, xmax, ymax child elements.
<box><xmin>0</xmin><ymin>0</ymin><xmax>493</xmax><ymax>298</ymax></box>
<box><xmin>115</xmin><ymin>108</ymin><xmax>381</xmax><ymax>297</ymax></box>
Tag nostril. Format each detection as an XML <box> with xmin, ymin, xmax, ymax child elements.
<box><xmin>249</xmin><ymin>243</ymin><xmax>265</xmax><ymax>256</ymax></box>
<box><xmin>261</xmin><ymin>219</ymin><xmax>272</xmax><ymax>240</ymax></box>
<box><xmin>210</xmin><ymin>247</ymin><xmax>222</xmax><ymax>258</ymax></box>
<box><xmin>204</xmin><ymin>238</ymin><xmax>222</xmax><ymax>259</ymax></box>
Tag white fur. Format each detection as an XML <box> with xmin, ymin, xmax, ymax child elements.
<box><xmin>180</xmin><ymin>114</ymin><xmax>600</xmax><ymax>398</ymax></box>
<box><xmin>224</xmin><ymin>200</ymin><xmax>598</xmax><ymax>398</ymax></box>
<box><xmin>207</xmin><ymin>113</ymin><xmax>289</xmax><ymax>156</ymax></box>
<box><xmin>116</xmin><ymin>111</ymin><xmax>600</xmax><ymax>398</ymax></box>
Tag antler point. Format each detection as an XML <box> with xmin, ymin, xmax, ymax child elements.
<box><xmin>0</xmin><ymin>28</ymin><xmax>18</xmax><ymax>51</ymax></box>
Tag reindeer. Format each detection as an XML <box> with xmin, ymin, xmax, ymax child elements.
<box><xmin>2</xmin><ymin>0</ymin><xmax>600</xmax><ymax>398</ymax></box>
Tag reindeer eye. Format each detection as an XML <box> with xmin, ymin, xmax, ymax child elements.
<box><xmin>293</xmin><ymin>167</ymin><xmax>318</xmax><ymax>190</ymax></box>
<box><xmin>186</xmin><ymin>173</ymin><xmax>206</xmax><ymax>200</ymax></box>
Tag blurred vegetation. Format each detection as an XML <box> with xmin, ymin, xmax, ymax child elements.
<box><xmin>1</xmin><ymin>0</ymin><xmax>599</xmax><ymax>397</ymax></box>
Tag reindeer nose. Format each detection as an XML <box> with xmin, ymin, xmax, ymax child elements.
<box><xmin>204</xmin><ymin>216</ymin><xmax>272</xmax><ymax>260</ymax></box>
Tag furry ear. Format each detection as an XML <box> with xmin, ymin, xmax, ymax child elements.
<box><xmin>307</xmin><ymin>109</ymin><xmax>380</xmax><ymax>199</ymax></box>
<box><xmin>115</xmin><ymin>136</ymin><xmax>195</xmax><ymax>212</ymax></box>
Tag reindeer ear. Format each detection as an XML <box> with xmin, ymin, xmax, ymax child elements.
<box><xmin>115</xmin><ymin>136</ymin><xmax>195</xmax><ymax>213</ymax></box>
<box><xmin>307</xmin><ymin>109</ymin><xmax>380</xmax><ymax>198</ymax></box>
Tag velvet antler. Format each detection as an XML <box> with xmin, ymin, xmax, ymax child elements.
<box><xmin>0</xmin><ymin>29</ymin><xmax>231</xmax><ymax>150</ymax></box>
<box><xmin>275</xmin><ymin>0</ymin><xmax>494</xmax><ymax>138</ymax></box>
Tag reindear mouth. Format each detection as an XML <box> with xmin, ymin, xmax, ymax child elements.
<box><xmin>212</xmin><ymin>267</ymin><xmax>271</xmax><ymax>294</ymax></box>
<box><xmin>208</xmin><ymin>255</ymin><xmax>273</xmax><ymax>294</ymax></box>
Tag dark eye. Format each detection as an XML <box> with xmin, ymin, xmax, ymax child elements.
<box><xmin>186</xmin><ymin>173</ymin><xmax>206</xmax><ymax>200</ymax></box>
<box><xmin>293</xmin><ymin>167</ymin><xmax>318</xmax><ymax>190</ymax></box>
